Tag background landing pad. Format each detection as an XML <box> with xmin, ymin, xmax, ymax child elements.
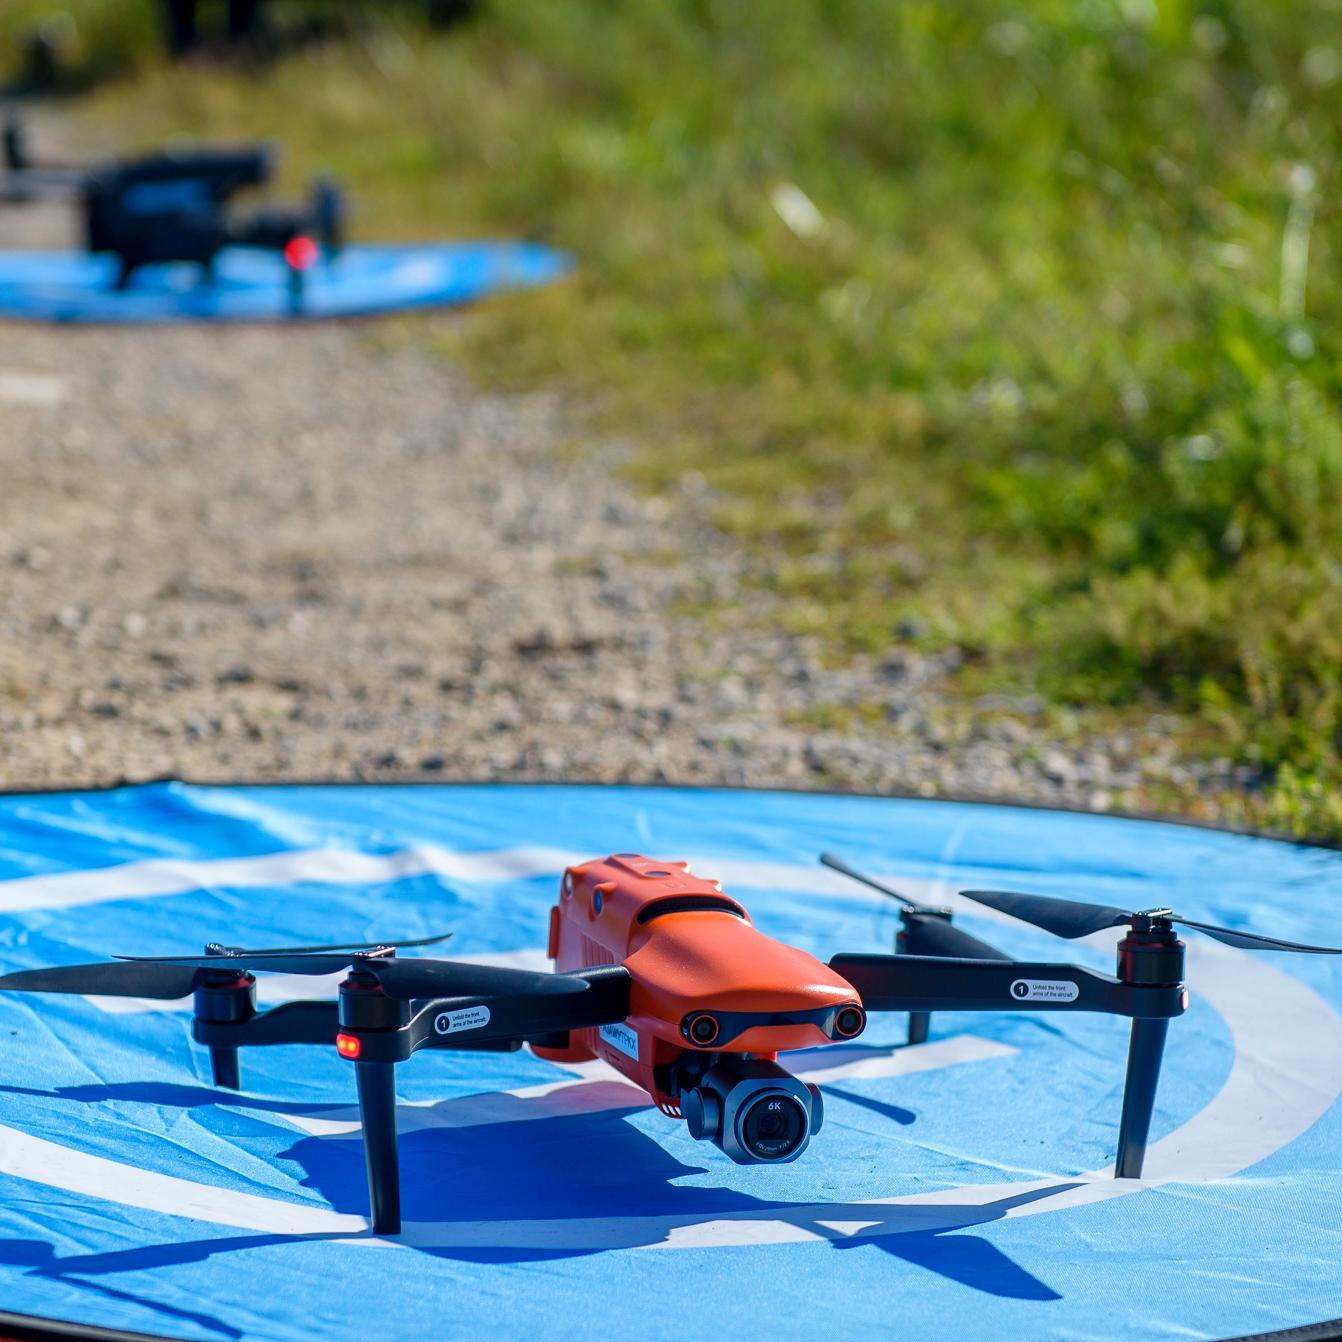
<box><xmin>0</xmin><ymin>242</ymin><xmax>569</xmax><ymax>322</ymax></box>
<box><xmin>0</xmin><ymin>781</ymin><xmax>1339</xmax><ymax>1341</ymax></box>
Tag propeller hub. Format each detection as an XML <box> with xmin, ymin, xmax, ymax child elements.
<box><xmin>1132</xmin><ymin>909</ymin><xmax>1175</xmax><ymax>933</ymax></box>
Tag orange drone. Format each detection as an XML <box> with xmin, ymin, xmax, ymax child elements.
<box><xmin>2</xmin><ymin>850</ymin><xmax>1338</xmax><ymax>1235</ymax></box>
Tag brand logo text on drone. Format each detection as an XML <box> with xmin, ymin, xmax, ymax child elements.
<box><xmin>599</xmin><ymin>1021</ymin><xmax>640</xmax><ymax>1061</ymax></box>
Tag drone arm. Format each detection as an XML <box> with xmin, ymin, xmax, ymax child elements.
<box><xmin>192</xmin><ymin>1000</ymin><xmax>339</xmax><ymax>1049</ymax></box>
<box><xmin>333</xmin><ymin>965</ymin><xmax>631</xmax><ymax>1236</ymax></box>
<box><xmin>340</xmin><ymin>965</ymin><xmax>633</xmax><ymax>1063</ymax></box>
<box><xmin>829</xmin><ymin>953</ymin><xmax>1185</xmax><ymax>1019</ymax></box>
<box><xmin>833</xmin><ymin>950</ymin><xmax>1186</xmax><ymax>1180</ymax></box>
<box><xmin>193</xmin><ymin>999</ymin><xmax>340</xmax><ymax>1091</ymax></box>
<box><xmin>896</xmin><ymin>916</ymin><xmax>1014</xmax><ymax>1045</ymax></box>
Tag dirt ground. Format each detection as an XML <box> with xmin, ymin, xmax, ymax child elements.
<box><xmin>0</xmin><ymin>159</ymin><xmax>1246</xmax><ymax>809</ymax></box>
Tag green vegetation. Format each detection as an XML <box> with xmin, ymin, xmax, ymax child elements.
<box><xmin>8</xmin><ymin>0</ymin><xmax>1342</xmax><ymax>834</ymax></box>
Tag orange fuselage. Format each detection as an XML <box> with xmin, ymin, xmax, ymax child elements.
<box><xmin>532</xmin><ymin>854</ymin><xmax>863</xmax><ymax>1112</ymax></box>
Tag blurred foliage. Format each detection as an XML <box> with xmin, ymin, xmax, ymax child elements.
<box><xmin>8</xmin><ymin>0</ymin><xmax>1342</xmax><ymax>834</ymax></box>
<box><xmin>0</xmin><ymin>0</ymin><xmax>159</xmax><ymax>89</ymax></box>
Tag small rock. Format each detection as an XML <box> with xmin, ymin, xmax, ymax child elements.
<box><xmin>1041</xmin><ymin>749</ymin><xmax>1075</xmax><ymax>784</ymax></box>
<box><xmin>13</xmin><ymin>546</ymin><xmax>51</xmax><ymax>571</ymax></box>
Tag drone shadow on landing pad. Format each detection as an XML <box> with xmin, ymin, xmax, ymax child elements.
<box><xmin>0</xmin><ymin>1079</ymin><xmax>1067</xmax><ymax>1302</ymax></box>
<box><xmin>0</xmin><ymin>1238</ymin><xmax>243</xmax><ymax>1340</ymax></box>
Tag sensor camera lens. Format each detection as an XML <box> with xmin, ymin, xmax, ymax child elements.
<box><xmin>689</xmin><ymin>1014</ymin><xmax>719</xmax><ymax>1044</ymax></box>
<box><xmin>835</xmin><ymin>1006</ymin><xmax>865</xmax><ymax>1038</ymax></box>
<box><xmin>738</xmin><ymin>1090</ymin><xmax>808</xmax><ymax>1161</ymax></box>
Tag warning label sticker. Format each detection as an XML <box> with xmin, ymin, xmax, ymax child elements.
<box><xmin>1010</xmin><ymin>979</ymin><xmax>1080</xmax><ymax>1003</ymax></box>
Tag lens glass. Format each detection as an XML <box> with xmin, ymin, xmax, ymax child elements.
<box><xmin>738</xmin><ymin>1090</ymin><xmax>807</xmax><ymax>1160</ymax></box>
<box><xmin>690</xmin><ymin>1014</ymin><xmax>718</xmax><ymax>1043</ymax></box>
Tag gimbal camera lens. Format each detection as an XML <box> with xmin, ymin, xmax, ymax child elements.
<box><xmin>675</xmin><ymin>1054</ymin><xmax>821</xmax><ymax>1165</ymax></box>
<box><xmin>737</xmin><ymin>1089</ymin><xmax>808</xmax><ymax>1161</ymax></box>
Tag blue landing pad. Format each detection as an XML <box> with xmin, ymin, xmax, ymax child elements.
<box><xmin>0</xmin><ymin>781</ymin><xmax>1339</xmax><ymax>1342</ymax></box>
<box><xmin>0</xmin><ymin>241</ymin><xmax>569</xmax><ymax>322</ymax></box>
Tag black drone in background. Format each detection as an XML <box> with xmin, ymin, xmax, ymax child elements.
<box><xmin>2</xmin><ymin>114</ymin><xmax>344</xmax><ymax>296</ymax></box>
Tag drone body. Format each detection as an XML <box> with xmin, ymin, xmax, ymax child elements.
<box><xmin>534</xmin><ymin>853</ymin><xmax>864</xmax><ymax>1161</ymax></box>
<box><xmin>537</xmin><ymin>854</ymin><xmax>863</xmax><ymax>1096</ymax></box>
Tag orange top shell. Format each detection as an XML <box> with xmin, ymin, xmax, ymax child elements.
<box><xmin>533</xmin><ymin>854</ymin><xmax>864</xmax><ymax>1111</ymax></box>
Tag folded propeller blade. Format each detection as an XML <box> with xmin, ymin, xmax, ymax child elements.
<box><xmin>821</xmin><ymin>852</ymin><xmax>937</xmax><ymax>912</ymax></box>
<box><xmin>899</xmin><ymin>912</ymin><xmax>1013</xmax><ymax>961</ymax></box>
<box><xmin>960</xmin><ymin>889</ymin><xmax>1342</xmax><ymax>954</ymax></box>
<box><xmin>958</xmin><ymin>889</ymin><xmax>1132</xmax><ymax>939</ymax></box>
<box><xmin>1168</xmin><ymin>919</ymin><xmax>1342</xmax><ymax>954</ymax></box>
<box><xmin>120</xmin><ymin>951</ymin><xmax>378</xmax><ymax>975</ymax></box>
<box><xmin>207</xmin><ymin>931</ymin><xmax>453</xmax><ymax>957</ymax></box>
<box><xmin>0</xmin><ymin>961</ymin><xmax>201</xmax><ymax>999</ymax></box>
<box><xmin>2</xmin><ymin>930</ymin><xmax>606</xmax><ymax>1018</ymax></box>
<box><xmin>116</xmin><ymin>947</ymin><xmax>584</xmax><ymax>1002</ymax></box>
<box><xmin>120</xmin><ymin>931</ymin><xmax>457</xmax><ymax>977</ymax></box>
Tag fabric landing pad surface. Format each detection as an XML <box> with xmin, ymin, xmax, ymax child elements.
<box><xmin>0</xmin><ymin>781</ymin><xmax>1338</xmax><ymax>1341</ymax></box>
<box><xmin>0</xmin><ymin>242</ymin><xmax>568</xmax><ymax>322</ymax></box>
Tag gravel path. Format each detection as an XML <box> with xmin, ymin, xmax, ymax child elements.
<box><xmin>0</xmin><ymin>167</ymin><xmax>1244</xmax><ymax>811</ymax></box>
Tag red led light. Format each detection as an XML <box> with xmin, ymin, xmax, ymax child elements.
<box><xmin>284</xmin><ymin>235</ymin><xmax>319</xmax><ymax>270</ymax></box>
<box><xmin>336</xmin><ymin>1033</ymin><xmax>361</xmax><ymax>1059</ymax></box>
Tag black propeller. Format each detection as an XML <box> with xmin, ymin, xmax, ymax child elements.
<box><xmin>958</xmin><ymin>889</ymin><xmax>1342</xmax><ymax>954</ymax></box>
<box><xmin>820</xmin><ymin>852</ymin><xmax>1010</xmax><ymax>961</ymax></box>
<box><xmin>820</xmin><ymin>852</ymin><xmax>931</xmax><ymax>911</ymax></box>
<box><xmin>0</xmin><ymin>932</ymin><xmax>455</xmax><ymax>1001</ymax></box>
<box><xmin>822</xmin><ymin>851</ymin><xmax>1012</xmax><ymax>1046</ymax></box>
<box><xmin>202</xmin><ymin>930</ymin><xmax>453</xmax><ymax>958</ymax></box>
<box><xmin>0</xmin><ymin>960</ymin><xmax>202</xmax><ymax>1000</ymax></box>
<box><xmin>119</xmin><ymin>945</ymin><xmax>583</xmax><ymax>1003</ymax></box>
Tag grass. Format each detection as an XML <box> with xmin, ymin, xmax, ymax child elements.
<box><xmin>7</xmin><ymin>0</ymin><xmax>1342</xmax><ymax>836</ymax></box>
